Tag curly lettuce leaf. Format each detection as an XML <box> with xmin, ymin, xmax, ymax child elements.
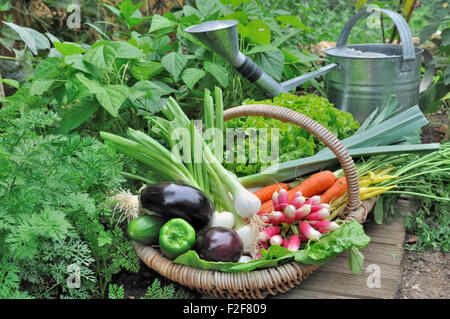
<box><xmin>224</xmin><ymin>93</ymin><xmax>359</xmax><ymax>177</ymax></box>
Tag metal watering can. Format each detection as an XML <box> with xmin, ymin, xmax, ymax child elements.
<box><xmin>185</xmin><ymin>8</ymin><xmax>429</xmax><ymax>123</ymax></box>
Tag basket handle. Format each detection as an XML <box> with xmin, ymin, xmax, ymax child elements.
<box><xmin>223</xmin><ymin>104</ymin><xmax>362</xmax><ymax>216</ymax></box>
<box><xmin>337</xmin><ymin>8</ymin><xmax>415</xmax><ymax>61</ymax></box>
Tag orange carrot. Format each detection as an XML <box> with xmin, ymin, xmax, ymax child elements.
<box><xmin>287</xmin><ymin>170</ymin><xmax>336</xmax><ymax>201</ymax></box>
<box><xmin>253</xmin><ymin>182</ymin><xmax>290</xmax><ymax>203</ymax></box>
<box><xmin>258</xmin><ymin>171</ymin><xmax>336</xmax><ymax>214</ymax></box>
<box><xmin>320</xmin><ymin>177</ymin><xmax>347</xmax><ymax>204</ymax></box>
<box><xmin>260</xmin><ymin>200</ymin><xmax>275</xmax><ymax>214</ymax></box>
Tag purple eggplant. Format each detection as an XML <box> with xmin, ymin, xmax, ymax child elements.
<box><xmin>138</xmin><ymin>182</ymin><xmax>214</xmax><ymax>231</ymax></box>
<box><xmin>196</xmin><ymin>227</ymin><xmax>243</xmax><ymax>262</ymax></box>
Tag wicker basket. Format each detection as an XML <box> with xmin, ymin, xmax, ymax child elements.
<box><xmin>134</xmin><ymin>104</ymin><xmax>377</xmax><ymax>299</ymax></box>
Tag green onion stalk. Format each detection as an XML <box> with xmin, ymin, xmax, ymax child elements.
<box><xmin>101</xmin><ymin>88</ymin><xmax>261</xmax><ymax>229</ymax></box>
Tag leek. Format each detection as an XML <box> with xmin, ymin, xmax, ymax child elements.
<box><xmin>239</xmin><ymin>105</ymin><xmax>439</xmax><ymax>187</ymax></box>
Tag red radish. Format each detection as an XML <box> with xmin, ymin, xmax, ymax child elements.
<box><xmin>299</xmin><ymin>221</ymin><xmax>322</xmax><ymax>241</ymax></box>
<box><xmin>305</xmin><ymin>196</ymin><xmax>321</xmax><ymax>206</ymax></box>
<box><xmin>258</xmin><ymin>226</ymin><xmax>281</xmax><ymax>242</ymax></box>
<box><xmin>258</xmin><ymin>241</ymin><xmax>269</xmax><ymax>250</ymax></box>
<box><xmin>306</xmin><ymin>208</ymin><xmax>330</xmax><ymax>221</ymax></box>
<box><xmin>295</xmin><ymin>204</ymin><xmax>311</xmax><ymax>219</ymax></box>
<box><xmin>270</xmin><ymin>234</ymin><xmax>283</xmax><ymax>246</ymax></box>
<box><xmin>314</xmin><ymin>221</ymin><xmax>340</xmax><ymax>232</ymax></box>
<box><xmin>272</xmin><ymin>191</ymin><xmax>280</xmax><ymax>210</ymax></box>
<box><xmin>281</xmin><ymin>238</ymin><xmax>289</xmax><ymax>249</ymax></box>
<box><xmin>286</xmin><ymin>235</ymin><xmax>300</xmax><ymax>252</ymax></box>
<box><xmin>292</xmin><ymin>195</ymin><xmax>306</xmax><ymax>209</ymax></box>
<box><xmin>283</xmin><ymin>205</ymin><xmax>296</xmax><ymax>224</ymax></box>
<box><xmin>320</xmin><ymin>203</ymin><xmax>331</xmax><ymax>210</ymax></box>
<box><xmin>292</xmin><ymin>191</ymin><xmax>303</xmax><ymax>199</ymax></box>
<box><xmin>292</xmin><ymin>191</ymin><xmax>303</xmax><ymax>201</ymax></box>
<box><xmin>298</xmin><ymin>233</ymin><xmax>308</xmax><ymax>242</ymax></box>
<box><xmin>310</xmin><ymin>203</ymin><xmax>324</xmax><ymax>213</ymax></box>
<box><xmin>269</xmin><ymin>211</ymin><xmax>285</xmax><ymax>225</ymax></box>
<box><xmin>274</xmin><ymin>189</ymin><xmax>289</xmax><ymax>211</ymax></box>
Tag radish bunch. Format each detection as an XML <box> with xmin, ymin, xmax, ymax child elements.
<box><xmin>255</xmin><ymin>189</ymin><xmax>340</xmax><ymax>256</ymax></box>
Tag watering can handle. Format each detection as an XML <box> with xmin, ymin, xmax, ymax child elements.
<box><xmin>337</xmin><ymin>8</ymin><xmax>416</xmax><ymax>62</ymax></box>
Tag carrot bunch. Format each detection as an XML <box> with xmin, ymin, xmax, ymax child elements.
<box><xmin>251</xmin><ymin>170</ymin><xmax>348</xmax><ymax>256</ymax></box>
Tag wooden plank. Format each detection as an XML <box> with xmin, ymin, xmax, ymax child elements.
<box><xmin>319</xmin><ymin>257</ymin><xmax>402</xmax><ymax>280</ymax></box>
<box><xmin>333</xmin><ymin>249</ymin><xmax>404</xmax><ymax>267</ymax></box>
<box><xmin>275</xmin><ymin>288</ymin><xmax>357</xmax><ymax>299</ymax></box>
<box><xmin>284</xmin><ymin>269</ymin><xmax>400</xmax><ymax>299</ymax></box>
<box><xmin>365</xmin><ymin>234</ymin><xmax>405</xmax><ymax>246</ymax></box>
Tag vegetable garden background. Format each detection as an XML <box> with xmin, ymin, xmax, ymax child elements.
<box><xmin>0</xmin><ymin>0</ymin><xmax>448</xmax><ymax>299</ymax></box>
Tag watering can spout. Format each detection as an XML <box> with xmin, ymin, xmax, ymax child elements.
<box><xmin>185</xmin><ymin>20</ymin><xmax>283</xmax><ymax>97</ymax></box>
<box><xmin>184</xmin><ymin>20</ymin><xmax>245</xmax><ymax>68</ymax></box>
<box><xmin>185</xmin><ymin>20</ymin><xmax>338</xmax><ymax>98</ymax></box>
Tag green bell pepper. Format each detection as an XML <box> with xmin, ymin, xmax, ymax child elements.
<box><xmin>159</xmin><ymin>218</ymin><xmax>196</xmax><ymax>260</ymax></box>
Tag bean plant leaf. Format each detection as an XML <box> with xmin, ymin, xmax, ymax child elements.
<box><xmin>29</xmin><ymin>79</ymin><xmax>55</xmax><ymax>96</ymax></box>
<box><xmin>108</xmin><ymin>41</ymin><xmax>143</xmax><ymax>59</ymax></box>
<box><xmin>204</xmin><ymin>62</ymin><xmax>228</xmax><ymax>88</ymax></box>
<box><xmin>103</xmin><ymin>3</ymin><xmax>121</xmax><ymax>17</ymax></box>
<box><xmin>0</xmin><ymin>78</ymin><xmax>20</xmax><ymax>89</ymax></box>
<box><xmin>245</xmin><ymin>44</ymin><xmax>278</xmax><ymax>55</ymax></box>
<box><xmin>220</xmin><ymin>11</ymin><xmax>248</xmax><ymax>24</ymax></box>
<box><xmin>64</xmin><ymin>54</ymin><xmax>91</xmax><ymax>73</ymax></box>
<box><xmin>22</xmin><ymin>27</ymin><xmax>51</xmax><ymax>51</ymax></box>
<box><xmin>83</xmin><ymin>43</ymin><xmax>117</xmax><ymax>71</ymax></box>
<box><xmin>181</xmin><ymin>68</ymin><xmax>206</xmax><ymax>90</ymax></box>
<box><xmin>54</xmin><ymin>42</ymin><xmax>86</xmax><ymax>56</ymax></box>
<box><xmin>254</xmin><ymin>48</ymin><xmax>284</xmax><ymax>81</ymax></box>
<box><xmin>161</xmin><ymin>51</ymin><xmax>187</xmax><ymax>82</ymax></box>
<box><xmin>57</xmin><ymin>98</ymin><xmax>99</xmax><ymax>134</ymax></box>
<box><xmin>76</xmin><ymin>73</ymin><xmax>128</xmax><ymax>117</ymax></box>
<box><xmin>196</xmin><ymin>0</ymin><xmax>221</xmax><ymax>17</ymax></box>
<box><xmin>3</xmin><ymin>22</ymin><xmax>51</xmax><ymax>55</ymax></box>
<box><xmin>33</xmin><ymin>57</ymin><xmax>62</xmax><ymax>79</ymax></box>
<box><xmin>3</xmin><ymin>22</ymin><xmax>37</xmax><ymax>54</ymax></box>
<box><xmin>245</xmin><ymin>20</ymin><xmax>271</xmax><ymax>45</ymax></box>
<box><xmin>276</xmin><ymin>15</ymin><xmax>308</xmax><ymax>30</ymax></box>
<box><xmin>182</xmin><ymin>5</ymin><xmax>201</xmax><ymax>17</ymax></box>
<box><xmin>149</xmin><ymin>14</ymin><xmax>177</xmax><ymax>33</ymax></box>
<box><xmin>130</xmin><ymin>60</ymin><xmax>163</xmax><ymax>80</ymax></box>
<box><xmin>118</xmin><ymin>0</ymin><xmax>145</xmax><ymax>19</ymax></box>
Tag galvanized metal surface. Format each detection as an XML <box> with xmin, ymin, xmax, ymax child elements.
<box><xmin>325</xmin><ymin>44</ymin><xmax>423</xmax><ymax>123</ymax></box>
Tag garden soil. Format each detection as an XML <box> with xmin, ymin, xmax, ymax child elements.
<box><xmin>397</xmin><ymin>107</ymin><xmax>449</xmax><ymax>299</ymax></box>
<box><xmin>113</xmin><ymin>108</ymin><xmax>449</xmax><ymax>299</ymax></box>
